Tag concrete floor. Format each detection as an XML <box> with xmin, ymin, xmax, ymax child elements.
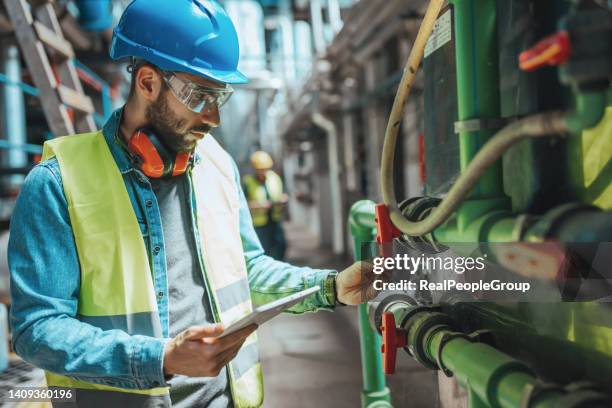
<box><xmin>259</xmin><ymin>223</ymin><xmax>438</xmax><ymax>408</ymax></box>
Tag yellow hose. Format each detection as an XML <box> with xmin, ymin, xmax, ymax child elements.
<box><xmin>379</xmin><ymin>0</ymin><xmax>444</xmax><ymax>233</ymax></box>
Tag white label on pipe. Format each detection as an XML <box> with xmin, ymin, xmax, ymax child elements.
<box><xmin>424</xmin><ymin>9</ymin><xmax>452</xmax><ymax>58</ymax></box>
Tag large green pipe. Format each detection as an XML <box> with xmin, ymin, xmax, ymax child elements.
<box><xmin>448</xmin><ymin>0</ymin><xmax>509</xmax><ymax>232</ymax></box>
<box><xmin>449</xmin><ymin>0</ymin><xmax>504</xmax><ymax>198</ymax></box>
<box><xmin>403</xmin><ymin>308</ymin><xmax>605</xmax><ymax>408</ymax></box>
<box><xmin>349</xmin><ymin>201</ymin><xmax>392</xmax><ymax>408</ymax></box>
<box><xmin>565</xmin><ymin>90</ymin><xmax>608</xmax><ymax>133</ymax></box>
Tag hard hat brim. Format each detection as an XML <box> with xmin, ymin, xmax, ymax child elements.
<box><xmin>110</xmin><ymin>30</ymin><xmax>250</xmax><ymax>85</ymax></box>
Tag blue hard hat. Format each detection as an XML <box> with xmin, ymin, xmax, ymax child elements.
<box><xmin>109</xmin><ymin>0</ymin><xmax>248</xmax><ymax>85</ymax></box>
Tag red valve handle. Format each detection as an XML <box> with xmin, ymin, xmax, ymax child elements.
<box><xmin>375</xmin><ymin>204</ymin><xmax>401</xmax><ymax>258</ymax></box>
<box><xmin>380</xmin><ymin>312</ymin><xmax>408</xmax><ymax>374</ymax></box>
<box><xmin>519</xmin><ymin>31</ymin><xmax>571</xmax><ymax>72</ymax></box>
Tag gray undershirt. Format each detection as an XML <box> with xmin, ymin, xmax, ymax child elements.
<box><xmin>150</xmin><ymin>175</ymin><xmax>232</xmax><ymax>408</ymax></box>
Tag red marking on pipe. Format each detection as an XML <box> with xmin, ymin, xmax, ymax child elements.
<box><xmin>418</xmin><ymin>133</ymin><xmax>426</xmax><ymax>184</ymax></box>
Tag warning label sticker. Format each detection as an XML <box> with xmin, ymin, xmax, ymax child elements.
<box><xmin>424</xmin><ymin>9</ymin><xmax>452</xmax><ymax>58</ymax></box>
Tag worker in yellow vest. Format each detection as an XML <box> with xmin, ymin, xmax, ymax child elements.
<box><xmin>243</xmin><ymin>151</ymin><xmax>288</xmax><ymax>260</ymax></box>
<box><xmin>7</xmin><ymin>1</ymin><xmax>378</xmax><ymax>408</ymax></box>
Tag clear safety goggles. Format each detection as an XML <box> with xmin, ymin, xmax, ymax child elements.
<box><xmin>161</xmin><ymin>71</ymin><xmax>233</xmax><ymax>113</ymax></box>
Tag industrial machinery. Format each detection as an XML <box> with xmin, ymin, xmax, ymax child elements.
<box><xmin>348</xmin><ymin>0</ymin><xmax>612</xmax><ymax>407</ymax></box>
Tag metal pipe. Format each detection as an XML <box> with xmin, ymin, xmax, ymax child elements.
<box><xmin>274</xmin><ymin>16</ymin><xmax>297</xmax><ymax>83</ymax></box>
<box><xmin>348</xmin><ymin>201</ymin><xmax>392</xmax><ymax>408</ymax></box>
<box><xmin>0</xmin><ymin>140</ymin><xmax>42</xmax><ymax>155</ymax></box>
<box><xmin>0</xmin><ymin>72</ymin><xmax>39</xmax><ymax>97</ymax></box>
<box><xmin>342</xmin><ymin>105</ymin><xmax>358</xmax><ymax>192</ymax></box>
<box><xmin>1</xmin><ymin>42</ymin><xmax>27</xmax><ymax>187</ymax></box>
<box><xmin>294</xmin><ymin>21</ymin><xmax>314</xmax><ymax>80</ymax></box>
<box><xmin>310</xmin><ymin>0</ymin><xmax>326</xmax><ymax>55</ymax></box>
<box><xmin>327</xmin><ymin>0</ymin><xmax>343</xmax><ymax>34</ymax></box>
<box><xmin>311</xmin><ymin>112</ymin><xmax>344</xmax><ymax>255</ymax></box>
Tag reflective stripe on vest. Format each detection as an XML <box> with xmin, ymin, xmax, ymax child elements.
<box><xmin>194</xmin><ymin>136</ymin><xmax>263</xmax><ymax>407</ymax></box>
<box><xmin>41</xmin><ymin>132</ymin><xmax>263</xmax><ymax>408</ymax></box>
<box><xmin>243</xmin><ymin>171</ymin><xmax>283</xmax><ymax>227</ymax></box>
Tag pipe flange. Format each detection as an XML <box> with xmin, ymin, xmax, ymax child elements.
<box><xmin>487</xmin><ymin>361</ymin><xmax>534</xmax><ymax>408</ymax></box>
<box><xmin>436</xmin><ymin>329</ymin><xmax>495</xmax><ymax>378</ymax></box>
<box><xmin>408</xmin><ymin>314</ymin><xmax>453</xmax><ymax>371</ymax></box>
<box><xmin>370</xmin><ymin>294</ymin><xmax>417</xmax><ymax>334</ymax></box>
<box><xmin>399</xmin><ymin>305</ymin><xmax>441</xmax><ymax>357</ymax></box>
<box><xmin>398</xmin><ymin>197</ymin><xmax>447</xmax><ymax>253</ymax></box>
<box><xmin>435</xmin><ymin>332</ymin><xmax>471</xmax><ymax>377</ymax></box>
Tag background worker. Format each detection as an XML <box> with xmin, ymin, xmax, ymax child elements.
<box><xmin>8</xmin><ymin>1</ymin><xmax>374</xmax><ymax>407</ymax></box>
<box><xmin>243</xmin><ymin>151</ymin><xmax>288</xmax><ymax>260</ymax></box>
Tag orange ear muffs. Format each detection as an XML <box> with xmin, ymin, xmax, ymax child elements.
<box><xmin>128</xmin><ymin>129</ymin><xmax>192</xmax><ymax>178</ymax></box>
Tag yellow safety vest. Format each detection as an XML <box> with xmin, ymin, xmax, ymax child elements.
<box><xmin>41</xmin><ymin>131</ymin><xmax>263</xmax><ymax>408</ymax></box>
<box><xmin>243</xmin><ymin>171</ymin><xmax>284</xmax><ymax>227</ymax></box>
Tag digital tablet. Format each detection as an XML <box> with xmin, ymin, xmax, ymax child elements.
<box><xmin>218</xmin><ymin>286</ymin><xmax>320</xmax><ymax>338</ymax></box>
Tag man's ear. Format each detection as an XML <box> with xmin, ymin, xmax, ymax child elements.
<box><xmin>135</xmin><ymin>65</ymin><xmax>162</xmax><ymax>102</ymax></box>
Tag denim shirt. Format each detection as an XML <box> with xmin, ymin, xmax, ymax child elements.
<box><xmin>8</xmin><ymin>109</ymin><xmax>335</xmax><ymax>390</ymax></box>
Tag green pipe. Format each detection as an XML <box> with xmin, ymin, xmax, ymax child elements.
<box><xmin>349</xmin><ymin>200</ymin><xmax>378</xmax><ymax>235</ymax></box>
<box><xmin>403</xmin><ymin>308</ymin><xmax>596</xmax><ymax>408</ymax></box>
<box><xmin>349</xmin><ymin>201</ymin><xmax>392</xmax><ymax>408</ymax></box>
<box><xmin>447</xmin><ymin>0</ymin><xmax>511</xmax><ymax>232</ymax></box>
<box><xmin>565</xmin><ymin>91</ymin><xmax>608</xmax><ymax>134</ymax></box>
<box><xmin>424</xmin><ymin>3</ymin><xmax>606</xmax><ymax>242</ymax></box>
<box><xmin>468</xmin><ymin>389</ymin><xmax>488</xmax><ymax>408</ymax></box>
<box><xmin>449</xmin><ymin>0</ymin><xmax>504</xmax><ymax>199</ymax></box>
<box><xmin>434</xmin><ymin>210</ymin><xmax>517</xmax><ymax>244</ymax></box>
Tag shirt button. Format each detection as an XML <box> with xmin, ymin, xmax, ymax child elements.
<box><xmin>153</xmin><ymin>246</ymin><xmax>161</xmax><ymax>255</ymax></box>
<box><xmin>157</xmin><ymin>291</ymin><xmax>164</xmax><ymax>299</ymax></box>
<box><xmin>145</xmin><ymin>200</ymin><xmax>153</xmax><ymax>208</ymax></box>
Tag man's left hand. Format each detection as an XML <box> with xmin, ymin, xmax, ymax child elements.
<box><xmin>335</xmin><ymin>261</ymin><xmax>380</xmax><ymax>305</ymax></box>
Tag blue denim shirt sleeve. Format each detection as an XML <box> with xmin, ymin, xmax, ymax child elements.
<box><xmin>8</xmin><ymin>161</ymin><xmax>168</xmax><ymax>390</ymax></box>
<box><xmin>233</xmin><ymin>161</ymin><xmax>337</xmax><ymax>312</ymax></box>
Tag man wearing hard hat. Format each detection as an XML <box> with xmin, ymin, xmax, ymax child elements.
<box><xmin>243</xmin><ymin>151</ymin><xmax>288</xmax><ymax>260</ymax></box>
<box><xmin>8</xmin><ymin>1</ymin><xmax>375</xmax><ymax>408</ymax></box>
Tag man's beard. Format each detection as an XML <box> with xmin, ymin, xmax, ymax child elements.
<box><xmin>145</xmin><ymin>91</ymin><xmax>211</xmax><ymax>152</ymax></box>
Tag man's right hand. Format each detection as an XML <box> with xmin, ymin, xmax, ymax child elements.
<box><xmin>163</xmin><ymin>324</ymin><xmax>257</xmax><ymax>377</ymax></box>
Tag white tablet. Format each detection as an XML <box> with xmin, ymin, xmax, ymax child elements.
<box><xmin>218</xmin><ymin>286</ymin><xmax>320</xmax><ymax>338</ymax></box>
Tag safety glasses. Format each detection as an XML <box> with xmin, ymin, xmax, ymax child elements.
<box><xmin>161</xmin><ymin>71</ymin><xmax>233</xmax><ymax>113</ymax></box>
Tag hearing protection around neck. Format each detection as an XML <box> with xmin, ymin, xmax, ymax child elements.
<box><xmin>128</xmin><ymin>129</ymin><xmax>191</xmax><ymax>178</ymax></box>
